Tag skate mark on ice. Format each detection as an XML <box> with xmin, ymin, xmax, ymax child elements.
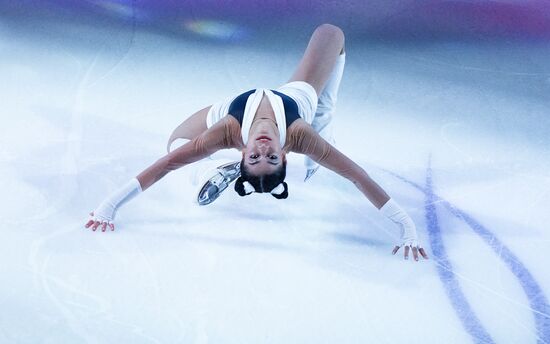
<box><xmin>384</xmin><ymin>166</ymin><xmax>550</xmax><ymax>343</ymax></box>
<box><xmin>424</xmin><ymin>164</ymin><xmax>495</xmax><ymax>343</ymax></box>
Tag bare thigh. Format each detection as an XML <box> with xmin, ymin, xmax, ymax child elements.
<box><xmin>166</xmin><ymin>105</ymin><xmax>210</xmax><ymax>152</ymax></box>
<box><xmin>288</xmin><ymin>24</ymin><xmax>345</xmax><ymax>96</ymax></box>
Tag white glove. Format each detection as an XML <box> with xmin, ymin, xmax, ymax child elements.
<box><xmin>379</xmin><ymin>198</ymin><xmax>428</xmax><ymax>260</ymax></box>
<box><xmin>85</xmin><ymin>178</ymin><xmax>142</xmax><ymax>231</ymax></box>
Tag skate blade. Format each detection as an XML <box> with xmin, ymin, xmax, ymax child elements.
<box><xmin>197</xmin><ymin>161</ymin><xmax>241</xmax><ymax>206</ymax></box>
<box><xmin>304</xmin><ymin>166</ymin><xmax>320</xmax><ymax>182</ymax></box>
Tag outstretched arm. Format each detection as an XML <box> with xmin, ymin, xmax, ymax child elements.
<box><xmin>85</xmin><ymin>117</ymin><xmax>240</xmax><ymax>232</ymax></box>
<box><xmin>288</xmin><ymin>122</ymin><xmax>389</xmax><ymax>207</ymax></box>
<box><xmin>137</xmin><ymin>134</ymin><xmax>219</xmax><ymax>191</ymax></box>
<box><xmin>288</xmin><ymin>122</ymin><xmax>428</xmax><ymax>260</ymax></box>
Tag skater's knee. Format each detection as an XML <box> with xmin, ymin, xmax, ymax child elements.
<box><xmin>314</xmin><ymin>24</ymin><xmax>345</xmax><ymax>43</ymax></box>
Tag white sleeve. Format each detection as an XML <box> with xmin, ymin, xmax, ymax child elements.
<box><xmin>379</xmin><ymin>198</ymin><xmax>420</xmax><ymax>248</ymax></box>
<box><xmin>91</xmin><ymin>178</ymin><xmax>142</xmax><ymax>223</ymax></box>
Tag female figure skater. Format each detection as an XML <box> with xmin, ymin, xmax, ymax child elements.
<box><xmin>85</xmin><ymin>24</ymin><xmax>428</xmax><ymax>261</ymax></box>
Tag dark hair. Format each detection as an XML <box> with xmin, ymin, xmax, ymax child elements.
<box><xmin>234</xmin><ymin>158</ymin><xmax>288</xmax><ymax>199</ymax></box>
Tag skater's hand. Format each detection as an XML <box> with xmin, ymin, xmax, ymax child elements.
<box><xmin>392</xmin><ymin>243</ymin><xmax>429</xmax><ymax>261</ymax></box>
<box><xmin>83</xmin><ymin>178</ymin><xmax>142</xmax><ymax>233</ymax></box>
<box><xmin>84</xmin><ymin>211</ymin><xmax>115</xmax><ymax>232</ymax></box>
<box><xmin>381</xmin><ymin>201</ymin><xmax>429</xmax><ymax>262</ymax></box>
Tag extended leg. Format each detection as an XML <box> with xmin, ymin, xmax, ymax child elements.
<box><xmin>302</xmin><ymin>37</ymin><xmax>346</xmax><ymax>181</ymax></box>
<box><xmin>288</xmin><ymin>24</ymin><xmax>345</xmax><ymax>95</ymax></box>
<box><xmin>312</xmin><ymin>52</ymin><xmax>345</xmax><ymax>137</ymax></box>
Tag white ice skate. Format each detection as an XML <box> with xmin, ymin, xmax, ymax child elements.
<box><xmin>196</xmin><ymin>161</ymin><xmax>241</xmax><ymax>206</ymax></box>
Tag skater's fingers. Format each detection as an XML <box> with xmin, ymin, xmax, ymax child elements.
<box><xmin>392</xmin><ymin>245</ymin><xmax>400</xmax><ymax>255</ymax></box>
<box><xmin>101</xmin><ymin>222</ymin><xmax>107</xmax><ymax>232</ymax></box>
<box><xmin>92</xmin><ymin>221</ymin><xmax>101</xmax><ymax>231</ymax></box>
<box><xmin>419</xmin><ymin>248</ymin><xmax>429</xmax><ymax>259</ymax></box>
<box><xmin>85</xmin><ymin>219</ymin><xmax>95</xmax><ymax>228</ymax></box>
<box><xmin>412</xmin><ymin>247</ymin><xmax>419</xmax><ymax>261</ymax></box>
<box><xmin>109</xmin><ymin>223</ymin><xmax>115</xmax><ymax>231</ymax></box>
<box><xmin>404</xmin><ymin>245</ymin><xmax>410</xmax><ymax>260</ymax></box>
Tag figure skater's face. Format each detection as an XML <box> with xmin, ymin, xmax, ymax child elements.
<box><xmin>242</xmin><ymin>117</ymin><xmax>286</xmax><ymax>176</ymax></box>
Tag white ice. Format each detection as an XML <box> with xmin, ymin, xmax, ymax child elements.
<box><xmin>1</xmin><ymin>22</ymin><xmax>550</xmax><ymax>343</ymax></box>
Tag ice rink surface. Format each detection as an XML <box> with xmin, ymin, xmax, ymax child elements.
<box><xmin>1</xmin><ymin>4</ymin><xmax>550</xmax><ymax>343</ymax></box>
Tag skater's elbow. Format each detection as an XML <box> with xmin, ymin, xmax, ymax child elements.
<box><xmin>337</xmin><ymin>165</ymin><xmax>367</xmax><ymax>184</ymax></box>
<box><xmin>161</xmin><ymin>155</ymin><xmax>185</xmax><ymax>173</ymax></box>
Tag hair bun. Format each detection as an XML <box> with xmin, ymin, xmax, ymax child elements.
<box><xmin>271</xmin><ymin>182</ymin><xmax>288</xmax><ymax>199</ymax></box>
<box><xmin>234</xmin><ymin>177</ymin><xmax>249</xmax><ymax>197</ymax></box>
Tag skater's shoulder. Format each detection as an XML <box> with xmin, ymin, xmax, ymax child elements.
<box><xmin>215</xmin><ymin>114</ymin><xmax>240</xmax><ymax>129</ymax></box>
<box><xmin>287</xmin><ymin>118</ymin><xmax>316</xmax><ymax>136</ymax></box>
<box><xmin>284</xmin><ymin>119</ymin><xmax>318</xmax><ymax>152</ymax></box>
<box><xmin>207</xmin><ymin>115</ymin><xmax>244</xmax><ymax>148</ymax></box>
